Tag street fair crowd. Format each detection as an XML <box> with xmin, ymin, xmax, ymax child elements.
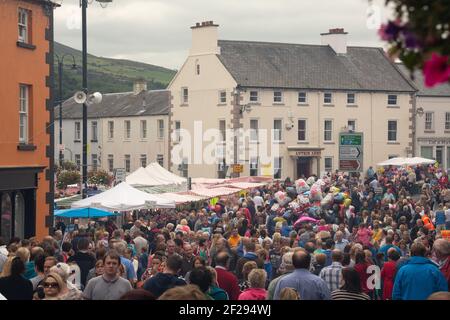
<box><xmin>0</xmin><ymin>164</ymin><xmax>449</xmax><ymax>300</ymax></box>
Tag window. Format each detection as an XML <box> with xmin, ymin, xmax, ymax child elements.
<box><xmin>124</xmin><ymin>120</ymin><xmax>131</xmax><ymax>140</ymax></box>
<box><xmin>347</xmin><ymin>120</ymin><xmax>356</xmax><ymax>131</ymax></box>
<box><xmin>324</xmin><ymin>92</ymin><xmax>333</xmax><ymax>104</ymax></box>
<box><xmin>388</xmin><ymin>120</ymin><xmax>397</xmax><ymax>142</ymax></box>
<box><xmin>250</xmin><ymin>119</ymin><xmax>259</xmax><ymax>142</ymax></box>
<box><xmin>19</xmin><ymin>85</ymin><xmax>29</xmax><ymax>143</ymax></box>
<box><xmin>250</xmin><ymin>157</ymin><xmax>258</xmax><ymax>176</ymax></box>
<box><xmin>324</xmin><ymin>120</ymin><xmax>333</xmax><ymax>142</ymax></box>
<box><xmin>421</xmin><ymin>146</ymin><xmax>433</xmax><ymax>159</ymax></box>
<box><xmin>324</xmin><ymin>157</ymin><xmax>333</xmax><ymax>172</ymax></box>
<box><xmin>14</xmin><ymin>193</ymin><xmax>25</xmax><ymax>240</ymax></box>
<box><xmin>274</xmin><ymin>91</ymin><xmax>283</xmax><ymax>103</ymax></box>
<box><xmin>446</xmin><ymin>113</ymin><xmax>450</xmax><ymax>130</ymax></box>
<box><xmin>108</xmin><ymin>121</ymin><xmax>114</xmax><ymax>139</ymax></box>
<box><xmin>75</xmin><ymin>154</ymin><xmax>81</xmax><ymax>170</ymax></box>
<box><xmin>180</xmin><ymin>158</ymin><xmax>188</xmax><ymax>177</ymax></box>
<box><xmin>298</xmin><ymin>92</ymin><xmax>307</xmax><ymax>104</ymax></box>
<box><xmin>140</xmin><ymin>120</ymin><xmax>147</xmax><ymax>139</ymax></box>
<box><xmin>298</xmin><ymin>119</ymin><xmax>307</xmax><ymax>141</ymax></box>
<box><xmin>425</xmin><ymin>112</ymin><xmax>434</xmax><ymax>130</ymax></box>
<box><xmin>217</xmin><ymin>159</ymin><xmax>227</xmax><ymax>179</ymax></box>
<box><xmin>181</xmin><ymin>87</ymin><xmax>188</xmax><ymax>104</ymax></box>
<box><xmin>125</xmin><ymin>155</ymin><xmax>131</xmax><ymax>172</ymax></box>
<box><xmin>273</xmin><ymin>119</ymin><xmax>282</xmax><ymax>142</ymax></box>
<box><xmin>347</xmin><ymin>93</ymin><xmax>356</xmax><ymax>105</ymax></box>
<box><xmin>158</xmin><ymin>120</ymin><xmax>164</xmax><ymax>139</ymax></box>
<box><xmin>91</xmin><ymin>121</ymin><xmax>98</xmax><ymax>141</ymax></box>
<box><xmin>219</xmin><ymin>90</ymin><xmax>227</xmax><ymax>104</ymax></box>
<box><xmin>196</xmin><ymin>64</ymin><xmax>200</xmax><ymax>75</ymax></box>
<box><xmin>274</xmin><ymin>157</ymin><xmax>282</xmax><ymax>179</ymax></box>
<box><xmin>388</xmin><ymin>94</ymin><xmax>397</xmax><ymax>105</ymax></box>
<box><xmin>249</xmin><ymin>91</ymin><xmax>259</xmax><ymax>103</ymax></box>
<box><xmin>108</xmin><ymin>154</ymin><xmax>114</xmax><ymax>172</ymax></box>
<box><xmin>219</xmin><ymin>120</ymin><xmax>226</xmax><ymax>142</ymax></box>
<box><xmin>157</xmin><ymin>154</ymin><xmax>164</xmax><ymax>167</ymax></box>
<box><xmin>175</xmin><ymin>121</ymin><xmax>181</xmax><ymax>142</ymax></box>
<box><xmin>92</xmin><ymin>154</ymin><xmax>98</xmax><ymax>172</ymax></box>
<box><xmin>18</xmin><ymin>8</ymin><xmax>29</xmax><ymax>43</ymax></box>
<box><xmin>74</xmin><ymin>121</ymin><xmax>81</xmax><ymax>141</ymax></box>
<box><xmin>140</xmin><ymin>154</ymin><xmax>147</xmax><ymax>168</ymax></box>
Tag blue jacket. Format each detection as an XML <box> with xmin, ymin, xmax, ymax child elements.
<box><xmin>392</xmin><ymin>256</ymin><xmax>448</xmax><ymax>300</ymax></box>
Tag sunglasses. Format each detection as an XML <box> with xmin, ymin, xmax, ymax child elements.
<box><xmin>43</xmin><ymin>282</ymin><xmax>59</xmax><ymax>289</ymax></box>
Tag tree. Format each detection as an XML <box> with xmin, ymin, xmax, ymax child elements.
<box><xmin>88</xmin><ymin>169</ymin><xmax>112</xmax><ymax>186</ymax></box>
<box><xmin>378</xmin><ymin>0</ymin><xmax>450</xmax><ymax>87</ymax></box>
<box><xmin>57</xmin><ymin>171</ymin><xmax>81</xmax><ymax>190</ymax></box>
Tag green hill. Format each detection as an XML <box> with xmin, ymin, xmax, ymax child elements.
<box><xmin>54</xmin><ymin>42</ymin><xmax>177</xmax><ymax>102</ymax></box>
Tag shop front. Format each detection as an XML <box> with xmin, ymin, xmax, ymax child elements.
<box><xmin>288</xmin><ymin>147</ymin><xmax>324</xmax><ymax>179</ymax></box>
<box><xmin>0</xmin><ymin>166</ymin><xmax>44</xmax><ymax>241</ymax></box>
<box><xmin>417</xmin><ymin>138</ymin><xmax>450</xmax><ymax>172</ymax></box>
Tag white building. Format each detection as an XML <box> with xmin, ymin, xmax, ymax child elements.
<box><xmin>168</xmin><ymin>22</ymin><xmax>417</xmax><ymax>179</ymax></box>
<box><xmin>397</xmin><ymin>64</ymin><xmax>450</xmax><ymax>172</ymax></box>
<box><xmin>55</xmin><ymin>81</ymin><xmax>170</xmax><ymax>174</ymax></box>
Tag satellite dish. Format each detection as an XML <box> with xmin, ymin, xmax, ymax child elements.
<box><xmin>74</xmin><ymin>91</ymin><xmax>87</xmax><ymax>104</ymax></box>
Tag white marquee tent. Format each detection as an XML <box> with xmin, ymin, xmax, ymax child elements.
<box><xmin>377</xmin><ymin>157</ymin><xmax>435</xmax><ymax>167</ymax></box>
<box><xmin>71</xmin><ymin>182</ymin><xmax>176</xmax><ymax>211</ymax></box>
<box><xmin>125</xmin><ymin>163</ymin><xmax>186</xmax><ymax>187</ymax></box>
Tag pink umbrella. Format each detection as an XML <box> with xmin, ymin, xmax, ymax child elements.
<box><xmin>294</xmin><ymin>216</ymin><xmax>319</xmax><ymax>228</ymax></box>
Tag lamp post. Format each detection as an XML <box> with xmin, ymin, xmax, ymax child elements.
<box><xmin>80</xmin><ymin>0</ymin><xmax>112</xmax><ymax>198</ymax></box>
<box><xmin>55</xmin><ymin>53</ymin><xmax>77</xmax><ymax>168</ymax></box>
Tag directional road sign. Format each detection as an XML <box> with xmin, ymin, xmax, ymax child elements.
<box><xmin>339</xmin><ymin>132</ymin><xmax>363</xmax><ymax>172</ymax></box>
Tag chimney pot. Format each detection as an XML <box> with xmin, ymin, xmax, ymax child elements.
<box><xmin>196</xmin><ymin>22</ymin><xmax>200</xmax><ymax>27</ymax></box>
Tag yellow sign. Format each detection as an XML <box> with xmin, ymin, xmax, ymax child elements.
<box><xmin>210</xmin><ymin>197</ymin><xmax>219</xmax><ymax>206</ymax></box>
<box><xmin>232</xmin><ymin>164</ymin><xmax>243</xmax><ymax>173</ymax></box>
<box><xmin>261</xmin><ymin>163</ymin><xmax>273</xmax><ymax>176</ymax></box>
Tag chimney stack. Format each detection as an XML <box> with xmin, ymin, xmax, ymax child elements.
<box><xmin>321</xmin><ymin>28</ymin><xmax>348</xmax><ymax>55</ymax></box>
<box><xmin>133</xmin><ymin>79</ymin><xmax>147</xmax><ymax>95</ymax></box>
<box><xmin>190</xmin><ymin>20</ymin><xmax>220</xmax><ymax>56</ymax></box>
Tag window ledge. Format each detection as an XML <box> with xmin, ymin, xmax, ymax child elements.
<box><xmin>445</xmin><ymin>130</ymin><xmax>450</xmax><ymax>134</ymax></box>
<box><xmin>123</xmin><ymin>140</ymin><xmax>131</xmax><ymax>142</ymax></box>
<box><xmin>346</xmin><ymin>104</ymin><xmax>358</xmax><ymax>107</ymax></box>
<box><xmin>323</xmin><ymin>141</ymin><xmax>335</xmax><ymax>144</ymax></box>
<box><xmin>273</xmin><ymin>141</ymin><xmax>285</xmax><ymax>144</ymax></box>
<box><xmin>217</xmin><ymin>103</ymin><xmax>227</xmax><ymax>106</ymax></box>
<box><xmin>180</xmin><ymin>103</ymin><xmax>189</xmax><ymax>107</ymax></box>
<box><xmin>17</xmin><ymin>41</ymin><xmax>36</xmax><ymax>50</ymax></box>
<box><xmin>17</xmin><ymin>144</ymin><xmax>36</xmax><ymax>151</ymax></box>
<box><xmin>273</xmin><ymin>103</ymin><xmax>285</xmax><ymax>106</ymax></box>
<box><xmin>297</xmin><ymin>103</ymin><xmax>309</xmax><ymax>106</ymax></box>
<box><xmin>90</xmin><ymin>140</ymin><xmax>98</xmax><ymax>143</ymax></box>
<box><xmin>297</xmin><ymin>141</ymin><xmax>309</xmax><ymax>144</ymax></box>
<box><xmin>323</xmin><ymin>104</ymin><xmax>335</xmax><ymax>107</ymax></box>
<box><xmin>74</xmin><ymin>140</ymin><xmax>81</xmax><ymax>143</ymax></box>
<box><xmin>248</xmin><ymin>102</ymin><xmax>261</xmax><ymax>106</ymax></box>
<box><xmin>387</xmin><ymin>105</ymin><xmax>400</xmax><ymax>108</ymax></box>
<box><xmin>387</xmin><ymin>142</ymin><xmax>400</xmax><ymax>145</ymax></box>
<box><xmin>424</xmin><ymin>130</ymin><xmax>435</xmax><ymax>133</ymax></box>
<box><xmin>249</xmin><ymin>141</ymin><xmax>260</xmax><ymax>144</ymax></box>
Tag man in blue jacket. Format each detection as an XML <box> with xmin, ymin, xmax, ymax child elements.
<box><xmin>393</xmin><ymin>242</ymin><xmax>448</xmax><ymax>300</ymax></box>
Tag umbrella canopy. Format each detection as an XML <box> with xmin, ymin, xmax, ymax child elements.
<box><xmin>71</xmin><ymin>182</ymin><xmax>176</xmax><ymax>210</ymax></box>
<box><xmin>377</xmin><ymin>157</ymin><xmax>436</xmax><ymax>167</ymax></box>
<box><xmin>294</xmin><ymin>216</ymin><xmax>319</xmax><ymax>228</ymax></box>
<box><xmin>55</xmin><ymin>207</ymin><xmax>117</xmax><ymax>218</ymax></box>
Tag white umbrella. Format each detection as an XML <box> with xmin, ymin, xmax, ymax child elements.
<box><xmin>71</xmin><ymin>182</ymin><xmax>175</xmax><ymax>210</ymax></box>
<box><xmin>408</xmin><ymin>157</ymin><xmax>436</xmax><ymax>165</ymax></box>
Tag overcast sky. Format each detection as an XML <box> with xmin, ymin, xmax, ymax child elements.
<box><xmin>54</xmin><ymin>0</ymin><xmax>394</xmax><ymax>70</ymax></box>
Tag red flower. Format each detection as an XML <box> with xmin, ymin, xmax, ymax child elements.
<box><xmin>423</xmin><ymin>53</ymin><xmax>450</xmax><ymax>87</ymax></box>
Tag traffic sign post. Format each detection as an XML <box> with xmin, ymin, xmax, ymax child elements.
<box><xmin>339</xmin><ymin>132</ymin><xmax>363</xmax><ymax>172</ymax></box>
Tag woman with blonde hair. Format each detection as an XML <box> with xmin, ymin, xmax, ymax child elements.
<box><xmin>42</xmin><ymin>272</ymin><xmax>65</xmax><ymax>300</ymax></box>
<box><xmin>238</xmin><ymin>269</ymin><xmax>267</xmax><ymax>300</ymax></box>
<box><xmin>239</xmin><ymin>260</ymin><xmax>257</xmax><ymax>291</ymax></box>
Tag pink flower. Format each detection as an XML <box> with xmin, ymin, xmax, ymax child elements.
<box><xmin>423</xmin><ymin>53</ymin><xmax>450</xmax><ymax>87</ymax></box>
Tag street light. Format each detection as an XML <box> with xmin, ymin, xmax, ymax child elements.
<box><xmin>80</xmin><ymin>0</ymin><xmax>112</xmax><ymax>198</ymax></box>
<box><xmin>55</xmin><ymin>53</ymin><xmax>77</xmax><ymax>168</ymax></box>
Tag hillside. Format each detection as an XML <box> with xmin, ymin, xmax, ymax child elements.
<box><xmin>54</xmin><ymin>42</ymin><xmax>176</xmax><ymax>102</ymax></box>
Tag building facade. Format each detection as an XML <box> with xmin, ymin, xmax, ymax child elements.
<box><xmin>169</xmin><ymin>22</ymin><xmax>417</xmax><ymax>180</ymax></box>
<box><xmin>55</xmin><ymin>85</ymin><xmax>170</xmax><ymax>175</ymax></box>
<box><xmin>397</xmin><ymin>64</ymin><xmax>450</xmax><ymax>172</ymax></box>
<box><xmin>0</xmin><ymin>0</ymin><xmax>57</xmax><ymax>241</ymax></box>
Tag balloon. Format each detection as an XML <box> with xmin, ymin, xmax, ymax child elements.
<box><xmin>344</xmin><ymin>198</ymin><xmax>352</xmax><ymax>207</ymax></box>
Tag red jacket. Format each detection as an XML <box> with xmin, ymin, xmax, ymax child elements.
<box><xmin>381</xmin><ymin>261</ymin><xmax>396</xmax><ymax>300</ymax></box>
<box><xmin>354</xmin><ymin>263</ymin><xmax>371</xmax><ymax>294</ymax></box>
<box><xmin>440</xmin><ymin>258</ymin><xmax>450</xmax><ymax>291</ymax></box>
<box><xmin>215</xmin><ymin>266</ymin><xmax>241</xmax><ymax>300</ymax></box>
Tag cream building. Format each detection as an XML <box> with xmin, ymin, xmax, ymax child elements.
<box><xmin>55</xmin><ymin>82</ymin><xmax>170</xmax><ymax>174</ymax></box>
<box><xmin>169</xmin><ymin>22</ymin><xmax>417</xmax><ymax>179</ymax></box>
<box><xmin>397</xmin><ymin>64</ymin><xmax>450</xmax><ymax>172</ymax></box>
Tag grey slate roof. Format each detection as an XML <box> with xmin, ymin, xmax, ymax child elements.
<box><xmin>56</xmin><ymin>90</ymin><xmax>170</xmax><ymax>119</ymax></box>
<box><xmin>217</xmin><ymin>40</ymin><xmax>416</xmax><ymax>92</ymax></box>
<box><xmin>396</xmin><ymin>63</ymin><xmax>450</xmax><ymax>97</ymax></box>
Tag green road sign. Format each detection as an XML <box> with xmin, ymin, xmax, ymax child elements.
<box><xmin>339</xmin><ymin>132</ymin><xmax>363</xmax><ymax>172</ymax></box>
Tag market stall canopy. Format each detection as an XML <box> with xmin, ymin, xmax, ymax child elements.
<box><xmin>377</xmin><ymin>157</ymin><xmax>435</xmax><ymax>167</ymax></box>
<box><xmin>71</xmin><ymin>182</ymin><xmax>176</xmax><ymax>210</ymax></box>
<box><xmin>55</xmin><ymin>207</ymin><xmax>117</xmax><ymax>218</ymax></box>
<box><xmin>158</xmin><ymin>192</ymin><xmax>208</xmax><ymax>204</ymax></box>
<box><xmin>188</xmin><ymin>187</ymin><xmax>240</xmax><ymax>198</ymax></box>
<box><xmin>221</xmin><ymin>182</ymin><xmax>268</xmax><ymax>190</ymax></box>
<box><xmin>145</xmin><ymin>163</ymin><xmax>187</xmax><ymax>185</ymax></box>
<box><xmin>125</xmin><ymin>167</ymin><xmax>171</xmax><ymax>186</ymax></box>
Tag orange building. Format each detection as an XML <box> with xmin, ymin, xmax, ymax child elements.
<box><xmin>0</xmin><ymin>0</ymin><xmax>58</xmax><ymax>241</ymax></box>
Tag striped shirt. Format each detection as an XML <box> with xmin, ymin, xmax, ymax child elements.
<box><xmin>319</xmin><ymin>262</ymin><xmax>343</xmax><ymax>292</ymax></box>
<box><xmin>331</xmin><ymin>289</ymin><xmax>370</xmax><ymax>300</ymax></box>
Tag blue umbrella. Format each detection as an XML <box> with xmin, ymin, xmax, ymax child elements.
<box><xmin>54</xmin><ymin>207</ymin><xmax>117</xmax><ymax>218</ymax></box>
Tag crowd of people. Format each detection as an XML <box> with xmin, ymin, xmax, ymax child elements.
<box><xmin>0</xmin><ymin>164</ymin><xmax>449</xmax><ymax>300</ymax></box>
